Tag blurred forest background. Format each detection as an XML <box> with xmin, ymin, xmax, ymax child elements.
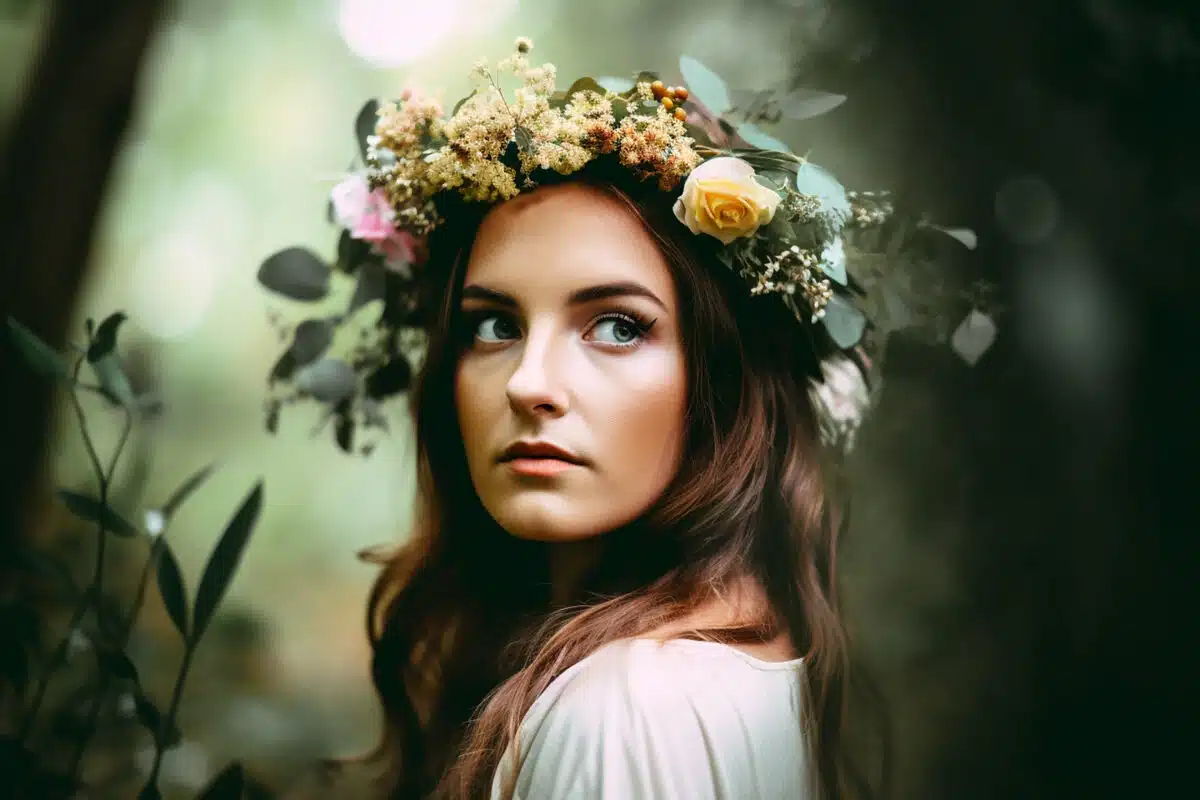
<box><xmin>1</xmin><ymin>0</ymin><xmax>1195</xmax><ymax>798</ymax></box>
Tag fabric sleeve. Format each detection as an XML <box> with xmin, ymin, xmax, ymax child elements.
<box><xmin>496</xmin><ymin>642</ymin><xmax>762</xmax><ymax>800</ymax></box>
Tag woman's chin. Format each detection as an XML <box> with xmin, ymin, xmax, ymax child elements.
<box><xmin>489</xmin><ymin>494</ymin><xmax>615</xmax><ymax>543</ymax></box>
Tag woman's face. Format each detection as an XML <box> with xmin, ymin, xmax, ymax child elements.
<box><xmin>455</xmin><ymin>183</ymin><xmax>688</xmax><ymax>543</ymax></box>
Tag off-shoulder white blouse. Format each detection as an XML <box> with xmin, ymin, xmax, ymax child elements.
<box><xmin>489</xmin><ymin>638</ymin><xmax>810</xmax><ymax>799</ymax></box>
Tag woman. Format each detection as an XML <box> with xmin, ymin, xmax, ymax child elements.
<box><xmin>269</xmin><ymin>38</ymin><xmax>899</xmax><ymax>799</ymax></box>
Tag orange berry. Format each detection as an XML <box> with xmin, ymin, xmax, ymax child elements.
<box><xmin>651</xmin><ymin>80</ymin><xmax>666</xmax><ymax>98</ymax></box>
<box><xmin>661</xmin><ymin>97</ymin><xmax>675</xmax><ymax>110</ymax></box>
<box><xmin>674</xmin><ymin>86</ymin><xmax>689</xmax><ymax>102</ymax></box>
<box><xmin>674</xmin><ymin>107</ymin><xmax>688</xmax><ymax>121</ymax></box>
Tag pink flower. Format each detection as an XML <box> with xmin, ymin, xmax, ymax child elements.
<box><xmin>378</xmin><ymin>229</ymin><xmax>420</xmax><ymax>275</ymax></box>
<box><xmin>332</xmin><ymin>174</ymin><xmax>396</xmax><ymax>241</ymax></box>
<box><xmin>331</xmin><ymin>173</ymin><xmax>420</xmax><ymax>274</ymax></box>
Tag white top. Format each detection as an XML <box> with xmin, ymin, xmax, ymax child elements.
<box><xmin>490</xmin><ymin>638</ymin><xmax>810</xmax><ymax>799</ymax></box>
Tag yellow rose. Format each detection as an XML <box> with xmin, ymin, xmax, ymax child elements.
<box><xmin>672</xmin><ymin>156</ymin><xmax>783</xmax><ymax>245</ymax></box>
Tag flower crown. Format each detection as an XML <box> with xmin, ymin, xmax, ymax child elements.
<box><xmin>257</xmin><ymin>37</ymin><xmax>993</xmax><ymax>455</ymax></box>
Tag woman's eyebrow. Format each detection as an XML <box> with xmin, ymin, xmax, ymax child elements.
<box><xmin>461</xmin><ymin>281</ymin><xmax>666</xmax><ymax>311</ymax></box>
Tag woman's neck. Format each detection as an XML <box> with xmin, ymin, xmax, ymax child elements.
<box><xmin>547</xmin><ymin>537</ymin><xmax>607</xmax><ymax>607</ymax></box>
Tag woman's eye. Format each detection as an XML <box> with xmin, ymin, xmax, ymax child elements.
<box><xmin>589</xmin><ymin>316</ymin><xmax>643</xmax><ymax>346</ymax></box>
<box><xmin>475</xmin><ymin>315</ymin><xmax>520</xmax><ymax>342</ymax></box>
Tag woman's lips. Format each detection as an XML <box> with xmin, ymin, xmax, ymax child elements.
<box><xmin>504</xmin><ymin>457</ymin><xmax>579</xmax><ymax>477</ymax></box>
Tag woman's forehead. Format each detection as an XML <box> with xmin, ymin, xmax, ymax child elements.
<box><xmin>463</xmin><ymin>183</ymin><xmax>676</xmax><ymax>300</ymax></box>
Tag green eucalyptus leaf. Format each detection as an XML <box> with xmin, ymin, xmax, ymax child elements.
<box><xmin>735</xmin><ymin>122</ymin><xmax>792</xmax><ymax>153</ymax></box>
<box><xmin>679</xmin><ymin>56</ymin><xmax>731</xmax><ymax>116</ymax></box>
<box><xmin>596</xmin><ymin>75</ymin><xmax>635</xmax><ymax>94</ymax></box>
<box><xmin>257</xmin><ymin>248</ymin><xmax>331</xmax><ymax>301</ymax></box>
<box><xmin>196</xmin><ymin>762</ymin><xmax>246</xmax><ymax>800</ymax></box>
<box><xmin>294</xmin><ymin>358</ymin><xmax>357</xmax><ymax>403</ymax></box>
<box><xmin>564</xmin><ymin>77</ymin><xmax>604</xmax><ymax>101</ymax></box>
<box><xmin>348</xmin><ymin>262</ymin><xmax>388</xmax><ymax>315</ymax></box>
<box><xmin>192</xmin><ymin>482</ymin><xmax>265</xmax><ymax>644</ymax></box>
<box><xmin>86</xmin><ymin>312</ymin><xmax>127</xmax><ymax>363</ymax></box>
<box><xmin>5</xmin><ymin>317</ymin><xmax>70</xmax><ymax>381</ymax></box>
<box><xmin>822</xmin><ymin>294</ymin><xmax>868</xmax><ymax>348</ymax></box>
<box><xmin>155</xmin><ymin>540</ymin><xmax>190</xmax><ymax>641</ymax></box>
<box><xmin>289</xmin><ymin>319</ymin><xmax>334</xmax><ymax>367</ymax></box>
<box><xmin>795</xmin><ymin>162</ymin><xmax>851</xmax><ymax>220</ymax></box>
<box><xmin>57</xmin><ymin>490</ymin><xmax>139</xmax><ymax>537</ymax></box>
<box><xmin>336</xmin><ymin>230</ymin><xmax>373</xmax><ymax>273</ymax></box>
<box><xmin>819</xmin><ymin>236</ymin><xmax>848</xmax><ymax>285</ymax></box>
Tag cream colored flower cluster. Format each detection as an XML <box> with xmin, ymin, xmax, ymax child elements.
<box><xmin>750</xmin><ymin>245</ymin><xmax>835</xmax><ymax>322</ymax></box>
<box><xmin>368</xmin><ymin>38</ymin><xmax>702</xmax><ymax>214</ymax></box>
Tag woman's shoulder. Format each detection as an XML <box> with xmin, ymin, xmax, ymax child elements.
<box><xmin>495</xmin><ymin>639</ymin><xmax>809</xmax><ymax>799</ymax></box>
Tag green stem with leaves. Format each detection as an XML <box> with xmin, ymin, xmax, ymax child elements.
<box><xmin>146</xmin><ymin>644</ymin><xmax>195</xmax><ymax>788</ymax></box>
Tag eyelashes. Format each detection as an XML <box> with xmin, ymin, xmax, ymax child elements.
<box><xmin>459</xmin><ymin>308</ymin><xmax>658</xmax><ymax>350</ymax></box>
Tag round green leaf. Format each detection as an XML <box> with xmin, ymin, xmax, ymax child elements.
<box><xmin>295</xmin><ymin>358</ymin><xmax>357</xmax><ymax>403</ymax></box>
<box><xmin>735</xmin><ymin>122</ymin><xmax>792</xmax><ymax>153</ymax></box>
<box><xmin>822</xmin><ymin>295</ymin><xmax>867</xmax><ymax>348</ymax></box>
<box><xmin>257</xmin><ymin>248</ymin><xmax>331</xmax><ymax>301</ymax></box>
<box><xmin>596</xmin><ymin>75</ymin><xmax>635</xmax><ymax>94</ymax></box>
<box><xmin>795</xmin><ymin>161</ymin><xmax>851</xmax><ymax>220</ymax></box>
<box><xmin>680</xmin><ymin>56</ymin><xmax>731</xmax><ymax>116</ymax></box>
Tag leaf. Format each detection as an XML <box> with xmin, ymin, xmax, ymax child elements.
<box><xmin>162</xmin><ymin>462</ymin><xmax>218</xmax><ymax>518</ymax></box>
<box><xmin>138</xmin><ymin>783</ymin><xmax>163</xmax><ymax>800</ymax></box>
<box><xmin>86</xmin><ymin>311</ymin><xmax>128</xmax><ymax>363</ymax></box>
<box><xmin>336</xmin><ymin>229</ymin><xmax>372</xmax><ymax>273</ymax></box>
<box><xmin>265</xmin><ymin>400</ymin><xmax>281</xmax><ymax>434</ymax></box>
<box><xmin>90</xmin><ymin>354</ymin><xmax>137</xmax><ymax>409</ymax></box>
<box><xmin>596</xmin><ymin>75</ymin><xmax>635</xmax><ymax>93</ymax></box>
<box><xmin>514</xmin><ymin>126</ymin><xmax>535</xmax><ymax>155</ymax></box>
<box><xmin>564</xmin><ymin>77</ymin><xmax>604</xmax><ymax>101</ymax></box>
<box><xmin>355</xmin><ymin>99</ymin><xmax>380</xmax><ymax>163</ymax></box>
<box><xmin>5</xmin><ymin>317</ymin><xmax>70</xmax><ymax>380</ymax></box>
<box><xmin>923</xmin><ymin>223</ymin><xmax>979</xmax><ymax>250</ymax></box>
<box><xmin>822</xmin><ymin>295</ymin><xmax>868</xmax><ymax>348</ymax></box>
<box><xmin>795</xmin><ymin>162</ymin><xmax>851</xmax><ymax>220</ymax></box>
<box><xmin>134</xmin><ymin>691</ymin><xmax>182</xmax><ymax>748</ymax></box>
<box><xmin>335</xmin><ymin>413</ymin><xmax>355</xmax><ymax>454</ymax></box>
<box><xmin>294</xmin><ymin>358</ymin><xmax>358</xmax><ymax>403</ymax></box>
<box><xmin>256</xmin><ymin>248</ymin><xmax>331</xmax><ymax>301</ymax></box>
<box><xmin>679</xmin><ymin>56</ymin><xmax>731</xmax><ymax>116</ymax></box>
<box><xmin>268</xmin><ymin>349</ymin><xmax>297</xmax><ymax>385</ymax></box>
<box><xmin>950</xmin><ymin>309</ymin><xmax>997</xmax><ymax>366</ymax></box>
<box><xmin>819</xmin><ymin>236</ymin><xmax>848</xmax><ymax>285</ymax></box>
<box><xmin>97</xmin><ymin>648</ymin><xmax>140</xmax><ymax>683</ymax></box>
<box><xmin>365</xmin><ymin>357</ymin><xmax>412</xmax><ymax>399</ymax></box>
<box><xmin>451</xmin><ymin>89</ymin><xmax>477</xmax><ymax>117</ymax></box>
<box><xmin>192</xmin><ymin>482</ymin><xmax>264</xmax><ymax>644</ymax></box>
<box><xmin>289</xmin><ymin>319</ymin><xmax>334</xmax><ymax>366</ymax></box>
<box><xmin>734</xmin><ymin>121</ymin><xmax>792</xmax><ymax>153</ymax></box>
<box><xmin>732</xmin><ymin>88</ymin><xmax>847</xmax><ymax>121</ymax></box>
<box><xmin>57</xmin><ymin>490</ymin><xmax>139</xmax><ymax>537</ymax></box>
<box><xmin>348</xmin><ymin>262</ymin><xmax>387</xmax><ymax>315</ymax></box>
<box><xmin>155</xmin><ymin>540</ymin><xmax>190</xmax><ymax>641</ymax></box>
<box><xmin>196</xmin><ymin>762</ymin><xmax>246</xmax><ymax>800</ymax></box>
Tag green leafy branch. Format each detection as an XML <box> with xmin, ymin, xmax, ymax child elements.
<box><xmin>3</xmin><ymin>314</ymin><xmax>266</xmax><ymax>799</ymax></box>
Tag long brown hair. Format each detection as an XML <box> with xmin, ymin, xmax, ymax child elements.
<box><xmin>362</xmin><ymin>162</ymin><xmax>857</xmax><ymax>799</ymax></box>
